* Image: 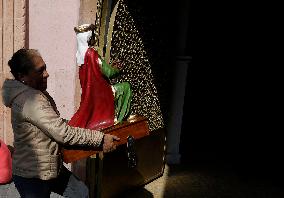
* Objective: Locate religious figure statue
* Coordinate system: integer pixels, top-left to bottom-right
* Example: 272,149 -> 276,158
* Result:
68,24 -> 132,130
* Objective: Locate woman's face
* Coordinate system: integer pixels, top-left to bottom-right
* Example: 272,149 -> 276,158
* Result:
21,55 -> 49,91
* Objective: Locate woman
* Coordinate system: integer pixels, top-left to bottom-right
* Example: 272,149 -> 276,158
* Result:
1,48 -> 119,197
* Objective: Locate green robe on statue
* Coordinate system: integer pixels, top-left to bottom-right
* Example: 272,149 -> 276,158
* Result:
100,58 -> 132,123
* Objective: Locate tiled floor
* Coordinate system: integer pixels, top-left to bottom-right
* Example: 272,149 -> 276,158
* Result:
1,162 -> 284,198
120,163 -> 284,198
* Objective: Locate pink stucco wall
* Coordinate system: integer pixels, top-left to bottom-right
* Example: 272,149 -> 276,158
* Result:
29,0 -> 80,119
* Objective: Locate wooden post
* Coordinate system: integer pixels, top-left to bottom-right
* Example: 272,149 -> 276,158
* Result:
0,0 -> 26,146
86,153 -> 103,198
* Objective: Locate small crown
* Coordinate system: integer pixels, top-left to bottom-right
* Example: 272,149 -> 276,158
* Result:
74,24 -> 96,33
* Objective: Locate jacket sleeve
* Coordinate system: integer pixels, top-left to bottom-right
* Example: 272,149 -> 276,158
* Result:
22,92 -> 104,147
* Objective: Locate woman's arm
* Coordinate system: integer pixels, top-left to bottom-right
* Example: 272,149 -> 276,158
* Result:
23,93 -> 104,147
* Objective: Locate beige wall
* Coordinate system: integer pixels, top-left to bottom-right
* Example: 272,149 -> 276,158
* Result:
28,0 -> 98,119
0,0 -> 27,145
29,0 -> 80,120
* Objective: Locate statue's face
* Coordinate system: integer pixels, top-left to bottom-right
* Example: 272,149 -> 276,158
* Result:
87,33 -> 97,47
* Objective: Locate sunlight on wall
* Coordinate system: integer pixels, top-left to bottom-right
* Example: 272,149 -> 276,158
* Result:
29,0 -> 80,120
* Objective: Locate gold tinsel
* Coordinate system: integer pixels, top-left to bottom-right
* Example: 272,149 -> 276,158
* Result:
105,0 -> 164,131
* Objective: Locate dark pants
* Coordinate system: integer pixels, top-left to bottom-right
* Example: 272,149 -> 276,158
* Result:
13,166 -> 74,198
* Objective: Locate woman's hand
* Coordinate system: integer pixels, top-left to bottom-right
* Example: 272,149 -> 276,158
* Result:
102,134 -> 120,153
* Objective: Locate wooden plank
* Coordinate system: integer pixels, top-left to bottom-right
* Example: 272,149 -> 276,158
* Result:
14,0 -> 26,51
0,0 -> 26,145
3,0 -> 13,76
2,0 -> 13,145
0,0 -> 3,69
63,115 -> 149,163
0,0 -> 4,141
98,0 -> 109,57
105,0 -> 120,62
4,0 -> 26,145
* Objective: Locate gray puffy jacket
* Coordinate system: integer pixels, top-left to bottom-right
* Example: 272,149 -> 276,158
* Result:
1,79 -> 103,180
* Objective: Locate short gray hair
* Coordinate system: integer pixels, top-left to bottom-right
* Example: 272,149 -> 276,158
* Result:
8,48 -> 41,79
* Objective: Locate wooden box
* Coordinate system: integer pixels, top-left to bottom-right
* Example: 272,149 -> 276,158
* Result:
95,128 -> 166,198
62,115 -> 149,163
62,115 -> 165,198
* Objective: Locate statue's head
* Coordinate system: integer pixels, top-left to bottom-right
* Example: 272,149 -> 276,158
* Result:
74,24 -> 98,47
74,24 -> 98,65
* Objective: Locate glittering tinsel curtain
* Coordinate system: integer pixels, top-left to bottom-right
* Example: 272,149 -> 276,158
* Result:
102,0 -> 166,132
